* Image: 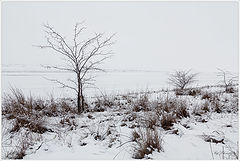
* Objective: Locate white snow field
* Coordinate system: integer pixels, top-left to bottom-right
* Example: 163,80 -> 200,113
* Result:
2,64 -> 223,98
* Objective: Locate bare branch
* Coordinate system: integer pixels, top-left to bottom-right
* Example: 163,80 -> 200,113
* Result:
67,78 -> 78,88
42,77 -> 78,93
41,64 -> 75,73
217,68 -> 238,93
37,22 -> 115,113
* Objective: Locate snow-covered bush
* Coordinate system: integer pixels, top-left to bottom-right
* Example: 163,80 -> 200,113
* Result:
160,113 -> 176,130
2,88 -> 76,118
154,96 -> 189,119
142,113 -> 159,129
174,100 -> 189,119
91,94 -> 116,112
132,94 -> 150,112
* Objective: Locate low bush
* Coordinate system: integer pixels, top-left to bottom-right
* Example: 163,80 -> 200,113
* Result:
155,97 -> 176,114
2,88 -> 78,134
175,88 -> 201,96
187,88 -> 201,96
145,115 -> 158,129
2,88 -> 34,117
175,100 -> 189,119
95,94 -> 115,107
192,106 -> 203,116
201,92 -> 212,100
201,100 -> 210,113
160,113 -> 176,130
192,100 -> 211,116
211,99 -> 223,113
201,92 -> 220,103
10,117 -> 48,134
43,98 -> 76,116
91,94 -> 115,112
141,113 -> 159,129
132,94 -> 150,112
131,130 -> 140,142
2,88 -> 77,119
155,97 -> 189,119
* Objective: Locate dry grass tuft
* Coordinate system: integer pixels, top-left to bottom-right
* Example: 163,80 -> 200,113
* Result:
132,94 -> 150,112
160,113 -> 176,130
132,128 -> 163,159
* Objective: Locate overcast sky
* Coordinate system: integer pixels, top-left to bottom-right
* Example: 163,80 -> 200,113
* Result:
2,1 -> 239,72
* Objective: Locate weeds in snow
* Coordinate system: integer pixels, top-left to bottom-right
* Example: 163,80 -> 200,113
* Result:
132,127 -> 164,159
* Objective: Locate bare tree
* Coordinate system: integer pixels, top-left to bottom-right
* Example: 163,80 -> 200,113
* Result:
217,68 -> 238,93
37,22 -> 115,113
168,70 -> 198,90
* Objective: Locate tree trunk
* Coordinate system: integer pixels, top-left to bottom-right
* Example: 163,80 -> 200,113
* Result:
77,91 -> 81,114
77,74 -> 81,114
80,86 -> 84,112
77,81 -> 84,114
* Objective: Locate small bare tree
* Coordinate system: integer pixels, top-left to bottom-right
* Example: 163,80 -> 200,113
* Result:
168,70 -> 198,90
37,22 -> 115,114
217,68 -> 238,93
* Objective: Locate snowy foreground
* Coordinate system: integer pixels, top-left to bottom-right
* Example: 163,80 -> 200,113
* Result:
1,85 -> 239,160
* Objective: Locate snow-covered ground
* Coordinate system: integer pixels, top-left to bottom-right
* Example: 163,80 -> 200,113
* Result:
2,64 -> 223,98
21,113 -> 238,160
1,84 -> 239,160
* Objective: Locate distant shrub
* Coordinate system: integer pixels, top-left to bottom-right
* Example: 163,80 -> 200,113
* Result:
175,88 -> 201,96
217,69 -> 238,93
226,87 -> 235,93
201,92 -> 220,104
187,88 -> 201,96
169,70 -> 198,90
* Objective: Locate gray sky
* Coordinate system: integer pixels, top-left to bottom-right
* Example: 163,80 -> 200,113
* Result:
2,1 -> 239,72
